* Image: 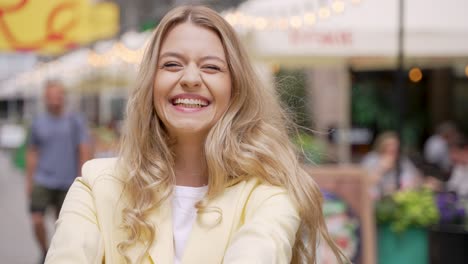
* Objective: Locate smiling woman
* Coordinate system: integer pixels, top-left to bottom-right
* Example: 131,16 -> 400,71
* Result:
154,22 -> 231,138
45,5 -> 347,264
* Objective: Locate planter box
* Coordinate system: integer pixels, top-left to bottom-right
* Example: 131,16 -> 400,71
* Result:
378,224 -> 428,264
429,226 -> 468,264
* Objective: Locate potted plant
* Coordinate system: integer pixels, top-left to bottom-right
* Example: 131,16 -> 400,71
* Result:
430,192 -> 468,264
375,188 -> 439,264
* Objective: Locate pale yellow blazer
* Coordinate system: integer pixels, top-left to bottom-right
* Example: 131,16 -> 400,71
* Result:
45,158 -> 301,264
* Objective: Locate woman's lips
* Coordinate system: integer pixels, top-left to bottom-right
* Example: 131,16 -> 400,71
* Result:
170,93 -> 211,113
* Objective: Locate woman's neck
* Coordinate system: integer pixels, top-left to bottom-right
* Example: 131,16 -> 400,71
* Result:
172,134 -> 207,187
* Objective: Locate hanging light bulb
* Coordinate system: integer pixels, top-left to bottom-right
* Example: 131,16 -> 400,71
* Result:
289,16 -> 303,29
272,63 -> 281,74
229,0 -> 359,31
304,12 -> 316,26
278,17 -> 289,30
332,1 -> 345,14
409,67 -> 423,82
254,17 -> 268,30
318,7 -> 331,19
225,13 -> 238,26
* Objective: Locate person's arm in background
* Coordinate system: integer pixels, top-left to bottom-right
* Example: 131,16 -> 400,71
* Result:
401,158 -> 423,189
26,120 -> 39,197
26,145 -> 38,197
76,114 -> 92,176
78,144 -> 91,175
361,153 -> 395,185
361,152 -> 398,199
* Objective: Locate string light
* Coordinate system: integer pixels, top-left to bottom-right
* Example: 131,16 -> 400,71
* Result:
304,12 -> 316,25
225,13 -> 237,25
318,7 -> 331,19
278,17 -> 289,30
6,1 -> 361,89
409,67 -> 423,82
5,37 -> 148,92
224,0 -> 358,31
272,63 -> 281,74
254,17 -> 268,30
289,16 -> 303,29
332,1 -> 346,14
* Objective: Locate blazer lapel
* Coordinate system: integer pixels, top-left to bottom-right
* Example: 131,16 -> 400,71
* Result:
181,181 -> 246,264
147,199 -> 174,264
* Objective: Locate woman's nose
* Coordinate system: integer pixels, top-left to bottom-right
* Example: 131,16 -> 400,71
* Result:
180,63 -> 201,90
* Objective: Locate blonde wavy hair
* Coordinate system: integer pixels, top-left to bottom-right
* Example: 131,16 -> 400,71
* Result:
117,5 -> 347,264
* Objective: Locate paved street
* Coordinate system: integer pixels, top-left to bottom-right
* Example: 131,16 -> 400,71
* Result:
0,150 -> 55,264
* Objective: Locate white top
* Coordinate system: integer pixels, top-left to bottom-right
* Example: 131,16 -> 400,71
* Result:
447,165 -> 468,198
424,135 -> 451,171
172,185 -> 208,264
361,152 -> 420,199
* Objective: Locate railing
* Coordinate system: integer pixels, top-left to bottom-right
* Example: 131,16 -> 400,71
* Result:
306,165 -> 376,264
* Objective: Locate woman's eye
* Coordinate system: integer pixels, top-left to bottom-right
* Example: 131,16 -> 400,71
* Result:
163,62 -> 181,68
203,65 -> 221,71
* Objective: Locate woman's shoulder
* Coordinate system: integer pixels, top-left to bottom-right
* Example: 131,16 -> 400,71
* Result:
81,157 -> 124,186
229,178 -> 288,195
229,178 -> 294,211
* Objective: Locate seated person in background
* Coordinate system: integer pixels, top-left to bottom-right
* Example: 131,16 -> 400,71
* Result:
361,131 -> 421,199
447,138 -> 468,198
424,121 -> 460,177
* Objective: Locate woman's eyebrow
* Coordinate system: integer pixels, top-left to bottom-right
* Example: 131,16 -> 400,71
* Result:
159,52 -> 185,60
159,52 -> 226,65
200,55 -> 226,65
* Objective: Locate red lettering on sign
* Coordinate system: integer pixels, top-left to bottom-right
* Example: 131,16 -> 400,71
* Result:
288,30 -> 353,46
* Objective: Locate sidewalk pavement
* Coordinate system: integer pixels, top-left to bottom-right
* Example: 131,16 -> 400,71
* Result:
0,150 -> 55,264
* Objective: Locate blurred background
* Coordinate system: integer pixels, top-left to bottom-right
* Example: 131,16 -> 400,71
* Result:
1,0 -> 467,263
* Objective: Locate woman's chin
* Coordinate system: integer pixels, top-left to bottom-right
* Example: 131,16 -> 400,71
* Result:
168,124 -> 210,137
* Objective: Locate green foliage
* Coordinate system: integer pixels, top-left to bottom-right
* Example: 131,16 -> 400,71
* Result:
376,188 -> 439,233
351,83 -> 381,126
292,132 -> 326,164
140,21 -> 158,31
13,140 -> 27,171
275,68 -> 310,128
351,81 -> 427,149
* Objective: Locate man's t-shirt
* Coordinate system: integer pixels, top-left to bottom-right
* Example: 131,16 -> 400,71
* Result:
29,112 -> 89,190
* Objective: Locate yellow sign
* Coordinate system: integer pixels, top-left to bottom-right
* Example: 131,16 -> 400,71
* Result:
0,0 -> 119,55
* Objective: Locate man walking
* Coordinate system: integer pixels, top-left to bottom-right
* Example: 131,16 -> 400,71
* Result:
26,80 -> 91,262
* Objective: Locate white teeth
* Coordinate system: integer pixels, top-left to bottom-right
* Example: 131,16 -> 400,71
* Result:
174,98 -> 208,106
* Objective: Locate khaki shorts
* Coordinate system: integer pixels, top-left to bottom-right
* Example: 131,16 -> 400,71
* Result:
30,184 -> 68,214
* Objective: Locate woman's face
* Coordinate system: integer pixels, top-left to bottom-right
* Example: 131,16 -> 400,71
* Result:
381,138 -> 399,156
153,22 -> 232,138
